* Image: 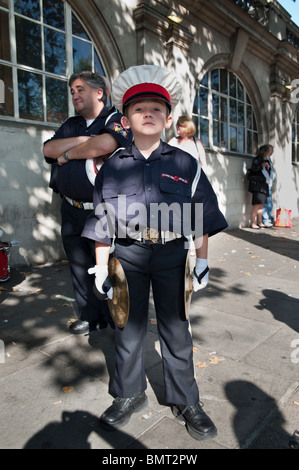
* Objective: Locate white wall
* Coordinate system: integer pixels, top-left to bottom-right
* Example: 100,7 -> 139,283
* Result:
0,122 -> 64,266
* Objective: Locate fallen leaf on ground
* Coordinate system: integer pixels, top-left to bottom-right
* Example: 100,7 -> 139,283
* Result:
208,356 -> 224,365
195,362 -> 208,368
62,386 -> 74,393
149,318 -> 157,324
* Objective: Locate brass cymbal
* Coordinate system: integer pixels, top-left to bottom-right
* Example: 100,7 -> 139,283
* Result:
107,258 -> 129,328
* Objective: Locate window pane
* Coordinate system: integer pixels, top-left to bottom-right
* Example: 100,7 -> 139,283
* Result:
0,65 -> 14,116
213,120 -> 220,145
0,0 -> 9,7
252,112 -> 257,131
229,72 -> 236,97
199,87 -> 208,116
46,77 -> 67,123
201,73 -> 208,88
43,0 -> 65,30
14,0 -> 40,20
193,91 -> 199,114
211,69 -> 219,91
18,69 -> 43,121
230,98 -> 237,124
230,126 -> 237,151
238,102 -> 244,126
193,114 -> 199,135
200,117 -> 209,146
220,69 -> 227,94
73,37 -> 92,72
72,13 -> 89,40
221,123 -> 227,148
212,93 -> 219,120
15,17 -> 41,69
44,27 -> 66,75
220,97 -> 227,122
94,53 -> 104,75
237,80 -> 244,101
292,122 -> 295,140
237,128 -> 244,153
247,105 -> 253,129
0,10 -> 10,61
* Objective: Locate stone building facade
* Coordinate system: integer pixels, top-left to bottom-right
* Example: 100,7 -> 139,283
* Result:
0,0 -> 299,267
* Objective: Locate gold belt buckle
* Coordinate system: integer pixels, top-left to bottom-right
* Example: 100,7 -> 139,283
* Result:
73,200 -> 83,209
144,228 -> 159,243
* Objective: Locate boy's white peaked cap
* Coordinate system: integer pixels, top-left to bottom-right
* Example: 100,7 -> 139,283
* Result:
112,64 -> 182,112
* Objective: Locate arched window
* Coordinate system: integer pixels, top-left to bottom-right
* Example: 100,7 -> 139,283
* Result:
292,108 -> 299,163
192,68 -> 258,155
0,0 -> 105,124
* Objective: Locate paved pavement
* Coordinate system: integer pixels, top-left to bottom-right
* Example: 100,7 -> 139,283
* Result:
0,219 -> 298,451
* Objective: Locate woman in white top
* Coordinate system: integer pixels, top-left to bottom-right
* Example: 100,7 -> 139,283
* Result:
168,115 -> 206,166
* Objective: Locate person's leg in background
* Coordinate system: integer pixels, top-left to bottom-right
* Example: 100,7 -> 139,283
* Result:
61,198 -> 111,334
262,186 -> 274,226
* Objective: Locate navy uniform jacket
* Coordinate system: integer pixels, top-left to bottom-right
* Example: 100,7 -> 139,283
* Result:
44,106 -> 132,202
82,141 -> 228,244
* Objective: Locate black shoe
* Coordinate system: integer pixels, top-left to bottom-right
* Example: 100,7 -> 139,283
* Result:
172,402 -> 217,440
69,320 -> 98,335
99,393 -> 148,430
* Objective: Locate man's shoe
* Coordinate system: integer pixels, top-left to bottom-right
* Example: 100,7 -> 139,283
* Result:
69,320 -> 98,334
99,393 -> 148,430
263,222 -> 273,228
172,402 -> 217,441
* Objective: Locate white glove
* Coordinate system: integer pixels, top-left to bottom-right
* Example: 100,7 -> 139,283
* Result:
88,265 -> 113,300
193,258 -> 209,291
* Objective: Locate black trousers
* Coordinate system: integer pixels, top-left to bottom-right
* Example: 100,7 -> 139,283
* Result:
110,237 -> 199,406
61,198 -> 109,324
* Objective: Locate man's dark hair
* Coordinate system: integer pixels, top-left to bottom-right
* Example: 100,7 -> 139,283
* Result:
69,71 -> 109,105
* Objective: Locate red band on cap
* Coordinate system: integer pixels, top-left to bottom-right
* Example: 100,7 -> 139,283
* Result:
123,83 -> 171,108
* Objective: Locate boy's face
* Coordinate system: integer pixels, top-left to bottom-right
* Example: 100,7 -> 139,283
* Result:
121,100 -> 172,138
